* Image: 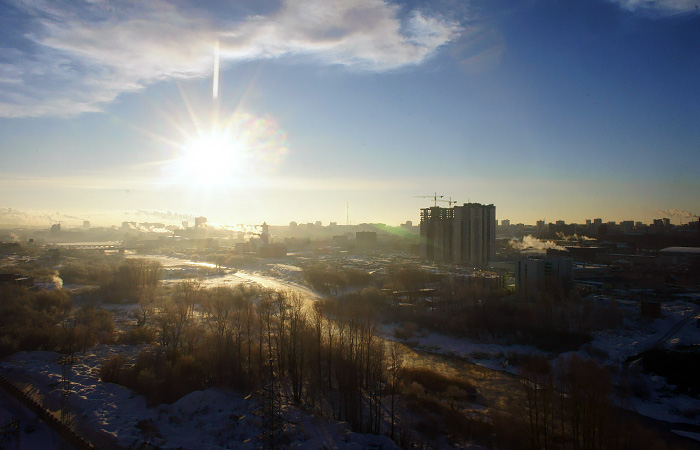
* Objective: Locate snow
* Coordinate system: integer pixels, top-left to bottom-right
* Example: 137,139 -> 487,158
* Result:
5,253 -> 698,446
672,430 -> 700,442
582,300 -> 699,363
382,298 -> 700,427
0,391 -> 69,450
378,323 -> 543,375
0,346 -> 399,449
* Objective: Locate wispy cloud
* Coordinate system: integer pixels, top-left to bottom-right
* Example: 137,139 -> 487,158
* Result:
0,168 -> 412,194
0,172 -> 155,190
609,0 -> 700,14
0,207 -> 87,227
1,0 -> 461,118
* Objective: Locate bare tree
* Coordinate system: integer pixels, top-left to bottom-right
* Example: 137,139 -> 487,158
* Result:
388,341 -> 404,441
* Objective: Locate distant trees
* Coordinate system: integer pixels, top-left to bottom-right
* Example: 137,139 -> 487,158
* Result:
0,286 -> 72,356
303,263 -> 345,293
387,264 -> 442,301
384,277 -> 626,354
302,263 -> 373,295
102,258 -> 162,303
59,259 -> 114,286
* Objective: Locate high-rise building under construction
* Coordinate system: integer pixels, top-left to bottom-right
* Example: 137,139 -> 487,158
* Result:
420,202 -> 496,266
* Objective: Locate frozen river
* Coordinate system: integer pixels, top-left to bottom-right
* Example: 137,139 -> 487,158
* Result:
128,254 -> 321,302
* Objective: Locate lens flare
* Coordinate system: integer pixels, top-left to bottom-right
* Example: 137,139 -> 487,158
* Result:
164,111 -> 288,188
213,41 -> 220,99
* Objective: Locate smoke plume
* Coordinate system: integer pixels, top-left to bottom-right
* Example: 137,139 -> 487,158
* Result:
656,209 -> 698,222
509,235 -> 566,253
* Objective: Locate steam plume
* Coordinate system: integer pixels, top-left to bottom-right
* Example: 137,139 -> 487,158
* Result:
509,235 -> 566,252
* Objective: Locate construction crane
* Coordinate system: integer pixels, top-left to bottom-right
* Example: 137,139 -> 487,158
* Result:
414,192 -> 444,207
438,197 -> 458,207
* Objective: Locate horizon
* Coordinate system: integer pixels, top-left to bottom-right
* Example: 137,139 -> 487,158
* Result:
1,1 -> 698,230
0,206 -> 697,231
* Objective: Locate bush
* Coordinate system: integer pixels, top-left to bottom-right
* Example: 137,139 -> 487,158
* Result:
100,348 -> 208,406
31,290 -> 72,315
101,259 -> 162,303
0,286 -> 68,355
401,367 -> 476,396
119,326 -> 158,345
59,261 -> 114,285
73,307 -> 116,351
100,355 -> 126,384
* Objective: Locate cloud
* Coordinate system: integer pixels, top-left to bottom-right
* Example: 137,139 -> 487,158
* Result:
0,207 -> 31,224
0,172 -> 154,190
1,0 -> 461,118
0,207 -> 85,227
609,0 -> 700,14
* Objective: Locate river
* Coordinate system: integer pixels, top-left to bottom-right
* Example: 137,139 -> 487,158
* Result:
128,254 -> 320,301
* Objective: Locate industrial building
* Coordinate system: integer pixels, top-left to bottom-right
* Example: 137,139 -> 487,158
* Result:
420,202 -> 496,266
515,257 -> 573,299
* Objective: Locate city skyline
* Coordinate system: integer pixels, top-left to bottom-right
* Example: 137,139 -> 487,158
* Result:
1,0 -> 699,228
0,204 -> 696,231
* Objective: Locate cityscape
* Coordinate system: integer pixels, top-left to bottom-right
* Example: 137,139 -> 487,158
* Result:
1,0 -> 700,449
0,201 -> 699,449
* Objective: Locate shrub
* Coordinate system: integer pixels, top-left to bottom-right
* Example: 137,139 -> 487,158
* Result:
100,355 -> 126,384
100,348 -> 208,406
119,326 -> 158,345
401,367 -> 476,396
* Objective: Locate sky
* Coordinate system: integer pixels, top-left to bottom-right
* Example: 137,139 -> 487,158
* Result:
0,0 -> 699,228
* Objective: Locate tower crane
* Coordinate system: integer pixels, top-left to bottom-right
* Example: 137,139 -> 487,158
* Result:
414,192 -> 444,207
438,197 -> 458,207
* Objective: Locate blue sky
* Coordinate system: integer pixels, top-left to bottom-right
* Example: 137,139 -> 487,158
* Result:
0,0 -> 699,228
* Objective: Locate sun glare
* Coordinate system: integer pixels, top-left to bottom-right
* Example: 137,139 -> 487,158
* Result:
161,109 -> 288,190
179,130 -> 245,185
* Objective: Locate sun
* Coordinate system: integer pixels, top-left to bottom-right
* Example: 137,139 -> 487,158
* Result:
159,109 -> 288,190
176,128 -> 247,186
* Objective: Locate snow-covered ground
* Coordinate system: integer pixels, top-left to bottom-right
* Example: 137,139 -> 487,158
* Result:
377,322 -> 544,375
5,252 -> 698,446
0,386 -> 73,450
583,299 -> 700,362
381,298 -> 700,431
0,347 -> 399,450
